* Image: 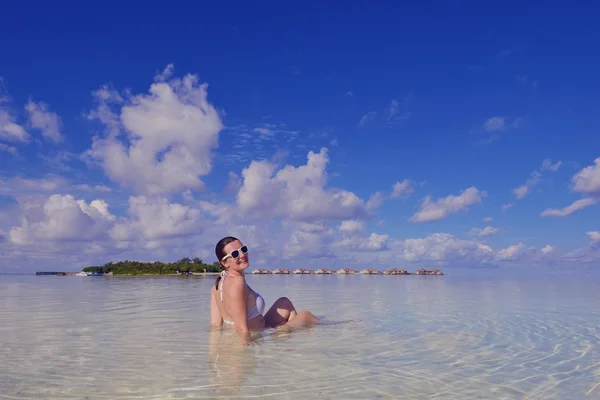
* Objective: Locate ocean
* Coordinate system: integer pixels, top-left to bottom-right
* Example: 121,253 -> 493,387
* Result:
1,268 -> 599,399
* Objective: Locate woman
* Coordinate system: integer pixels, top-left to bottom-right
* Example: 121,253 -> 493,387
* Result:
209,236 -> 320,343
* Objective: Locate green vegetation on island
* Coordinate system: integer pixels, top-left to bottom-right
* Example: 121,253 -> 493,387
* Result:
82,257 -> 222,275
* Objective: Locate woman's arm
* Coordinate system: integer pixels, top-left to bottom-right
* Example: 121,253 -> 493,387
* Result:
226,276 -> 251,344
209,291 -> 223,328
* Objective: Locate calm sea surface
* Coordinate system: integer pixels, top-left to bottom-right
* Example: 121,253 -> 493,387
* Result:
1,268 -> 599,399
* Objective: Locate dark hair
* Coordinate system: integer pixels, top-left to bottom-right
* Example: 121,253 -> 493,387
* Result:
214,236 -> 239,289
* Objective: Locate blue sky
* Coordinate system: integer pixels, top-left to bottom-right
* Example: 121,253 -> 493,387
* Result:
1,1 -> 599,271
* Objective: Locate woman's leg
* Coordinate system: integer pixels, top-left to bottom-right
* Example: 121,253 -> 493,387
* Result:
264,297 -> 319,328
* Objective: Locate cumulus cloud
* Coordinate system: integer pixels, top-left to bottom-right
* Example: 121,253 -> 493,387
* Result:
25,100 -> 64,143
334,232 -> 389,252
237,147 -> 368,222
282,221 -> 335,259
224,171 -> 242,193
572,157 -> 600,195
339,220 -> 365,234
541,244 -> 556,254
84,65 -> 224,195
411,187 -> 486,222
540,198 -> 597,217
469,226 -> 500,237
495,243 -> 529,261
391,179 -> 413,198
540,157 -> 600,218
109,196 -> 203,243
401,233 -> 494,265
9,194 -> 115,245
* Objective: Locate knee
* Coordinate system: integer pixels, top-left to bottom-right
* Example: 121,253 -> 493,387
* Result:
276,297 -> 293,308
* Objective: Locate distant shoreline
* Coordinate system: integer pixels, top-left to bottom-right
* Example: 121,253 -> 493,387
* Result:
33,268 -> 444,277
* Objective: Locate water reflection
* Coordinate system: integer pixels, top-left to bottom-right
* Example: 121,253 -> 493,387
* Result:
207,328 -> 260,396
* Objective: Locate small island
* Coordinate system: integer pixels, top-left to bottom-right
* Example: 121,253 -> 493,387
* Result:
77,257 -> 222,276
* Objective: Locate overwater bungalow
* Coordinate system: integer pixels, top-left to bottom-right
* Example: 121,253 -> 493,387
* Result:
251,268 -> 271,274
416,268 -> 444,275
272,268 -> 291,274
337,268 -> 356,274
359,268 -> 381,275
383,268 -> 409,275
314,268 -> 334,274
293,268 -> 313,274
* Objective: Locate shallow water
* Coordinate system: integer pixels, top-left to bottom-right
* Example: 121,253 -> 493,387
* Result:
1,269 -> 599,399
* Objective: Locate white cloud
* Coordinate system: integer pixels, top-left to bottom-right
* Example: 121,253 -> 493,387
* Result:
75,184 -> 112,193
0,143 -> 17,156
496,243 -> 528,261
339,220 -> 365,234
482,116 -> 521,133
469,226 -> 500,237
513,159 -> 561,200
540,198 -> 597,217
25,100 -> 64,143
483,216 -> 493,222
386,99 -> 399,119
9,194 -> 115,245
513,171 -> 541,199
587,231 -> 600,244
334,232 -> 389,252
483,117 -> 505,132
541,244 -> 556,254
401,233 -> 494,264
282,221 -> 334,259
110,196 -> 202,243
253,127 -> 274,136
224,171 -> 242,193
411,187 -> 486,222
154,64 -> 174,82
572,157 -> 600,195
0,108 -> 29,142
237,147 -> 368,222
358,112 -> 376,128
84,66 -> 224,195
541,159 -> 562,172
0,175 -> 68,195
391,179 -> 413,198
366,191 -> 385,212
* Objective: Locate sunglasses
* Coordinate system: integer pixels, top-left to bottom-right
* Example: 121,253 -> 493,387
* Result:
221,245 -> 249,261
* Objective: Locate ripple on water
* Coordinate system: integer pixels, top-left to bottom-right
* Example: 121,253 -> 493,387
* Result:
0,274 -> 599,399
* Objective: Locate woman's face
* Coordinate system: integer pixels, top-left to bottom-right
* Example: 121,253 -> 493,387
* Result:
221,240 -> 250,272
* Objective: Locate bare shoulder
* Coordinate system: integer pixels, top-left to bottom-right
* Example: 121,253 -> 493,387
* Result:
226,275 -> 246,297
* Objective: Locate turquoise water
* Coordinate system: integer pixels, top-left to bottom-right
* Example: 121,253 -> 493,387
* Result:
1,268 -> 599,399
